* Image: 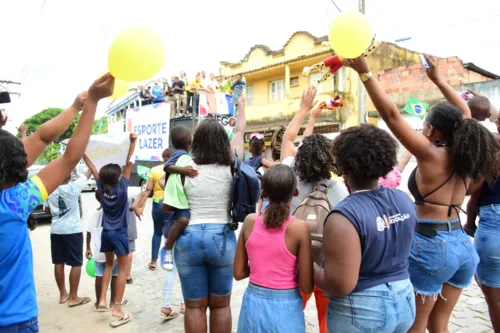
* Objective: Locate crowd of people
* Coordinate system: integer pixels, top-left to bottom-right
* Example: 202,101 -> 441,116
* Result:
138,70 -> 246,119
1,52 -> 500,333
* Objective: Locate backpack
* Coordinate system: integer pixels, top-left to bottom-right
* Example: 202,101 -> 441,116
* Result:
229,152 -> 261,230
243,156 -> 263,180
292,183 -> 333,265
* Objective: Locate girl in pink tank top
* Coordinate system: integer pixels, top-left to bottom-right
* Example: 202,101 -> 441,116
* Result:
234,165 -> 313,333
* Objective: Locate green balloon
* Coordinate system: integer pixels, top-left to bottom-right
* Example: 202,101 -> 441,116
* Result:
86,258 -> 96,278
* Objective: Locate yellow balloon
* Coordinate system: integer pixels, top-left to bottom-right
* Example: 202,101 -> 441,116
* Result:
110,79 -> 130,99
99,72 -> 130,99
108,27 -> 166,82
328,12 -> 372,59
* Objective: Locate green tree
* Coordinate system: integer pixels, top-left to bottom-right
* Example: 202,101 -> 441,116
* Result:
21,108 -> 80,164
92,116 -> 108,134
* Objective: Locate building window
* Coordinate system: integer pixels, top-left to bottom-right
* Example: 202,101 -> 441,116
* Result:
290,76 -> 299,87
310,73 -> 323,93
247,86 -> 253,105
270,79 -> 285,102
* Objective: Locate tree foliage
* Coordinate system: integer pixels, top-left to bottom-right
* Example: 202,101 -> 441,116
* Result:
92,116 -> 108,135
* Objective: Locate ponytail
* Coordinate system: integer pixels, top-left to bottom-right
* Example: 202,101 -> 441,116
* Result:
451,118 -> 500,184
262,201 -> 291,229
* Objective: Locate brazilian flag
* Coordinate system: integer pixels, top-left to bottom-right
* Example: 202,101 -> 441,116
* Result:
404,97 -> 428,119
137,165 -> 152,181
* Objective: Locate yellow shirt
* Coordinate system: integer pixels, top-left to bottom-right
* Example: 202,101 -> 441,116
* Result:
187,79 -> 203,93
151,165 -> 165,201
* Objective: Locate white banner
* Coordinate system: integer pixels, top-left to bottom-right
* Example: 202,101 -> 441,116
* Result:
85,133 -> 132,171
126,102 -> 171,161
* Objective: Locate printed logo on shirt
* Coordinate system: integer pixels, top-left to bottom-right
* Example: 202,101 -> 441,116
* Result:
103,193 -> 117,200
58,196 -> 69,218
376,213 -> 410,231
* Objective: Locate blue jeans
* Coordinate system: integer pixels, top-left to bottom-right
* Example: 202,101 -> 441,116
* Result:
0,317 -> 38,333
476,205 -> 500,288
151,202 -> 166,261
174,224 -> 236,300
237,283 -> 305,333
327,279 -> 415,333
409,219 -> 479,295
163,250 -> 184,308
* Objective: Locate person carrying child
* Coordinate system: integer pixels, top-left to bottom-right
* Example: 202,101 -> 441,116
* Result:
234,164 -> 313,332
160,125 -> 199,270
83,132 -> 137,328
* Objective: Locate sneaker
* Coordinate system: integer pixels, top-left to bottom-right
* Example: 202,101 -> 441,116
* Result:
160,248 -> 174,271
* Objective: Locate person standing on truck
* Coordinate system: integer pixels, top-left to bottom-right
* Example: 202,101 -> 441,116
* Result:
134,148 -> 174,270
45,169 -> 93,307
172,77 -> 186,118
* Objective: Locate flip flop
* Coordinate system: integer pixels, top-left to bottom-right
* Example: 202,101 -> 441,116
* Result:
160,311 -> 179,321
59,297 -> 69,304
69,297 -> 91,308
110,313 -> 131,328
126,278 -> 133,284
148,263 -> 157,270
94,305 -> 111,312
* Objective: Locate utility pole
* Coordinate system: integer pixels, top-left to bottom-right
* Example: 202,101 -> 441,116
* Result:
357,0 -> 367,124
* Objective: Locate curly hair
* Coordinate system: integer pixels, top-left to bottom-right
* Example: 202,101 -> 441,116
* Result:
262,165 -> 297,228
427,103 -> 500,184
191,119 -> 231,166
249,137 -> 265,156
0,129 -> 28,190
294,134 -> 335,182
331,124 -> 398,181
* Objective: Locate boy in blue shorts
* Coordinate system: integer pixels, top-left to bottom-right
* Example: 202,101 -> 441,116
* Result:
161,125 -> 198,270
83,132 -> 136,328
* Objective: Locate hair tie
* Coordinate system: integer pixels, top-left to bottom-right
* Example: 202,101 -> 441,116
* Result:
250,132 -> 265,140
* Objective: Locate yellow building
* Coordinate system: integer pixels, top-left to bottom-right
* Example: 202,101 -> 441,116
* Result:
219,31 -> 422,140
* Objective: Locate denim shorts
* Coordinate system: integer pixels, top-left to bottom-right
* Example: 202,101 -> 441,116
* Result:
174,223 -> 236,301
237,283 -> 305,333
101,227 -> 129,256
475,205 -> 500,288
95,260 -> 118,277
409,219 -> 479,295
163,209 -> 191,238
0,317 -> 38,333
327,279 -> 415,333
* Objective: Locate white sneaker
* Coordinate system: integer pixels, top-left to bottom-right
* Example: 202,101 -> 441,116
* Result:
160,248 -> 174,271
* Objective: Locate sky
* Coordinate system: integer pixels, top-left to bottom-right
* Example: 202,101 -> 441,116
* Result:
1,0 -> 499,132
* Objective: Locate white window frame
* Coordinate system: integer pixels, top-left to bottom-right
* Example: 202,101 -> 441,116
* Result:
310,73 -> 323,93
246,86 -> 253,105
270,79 -> 285,102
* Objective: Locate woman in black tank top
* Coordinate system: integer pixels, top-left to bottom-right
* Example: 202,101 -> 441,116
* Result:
345,55 -> 499,333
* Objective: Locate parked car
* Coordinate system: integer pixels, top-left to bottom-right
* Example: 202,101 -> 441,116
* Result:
27,165 -> 82,230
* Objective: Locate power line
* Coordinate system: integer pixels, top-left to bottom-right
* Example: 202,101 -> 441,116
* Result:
329,0 -> 342,13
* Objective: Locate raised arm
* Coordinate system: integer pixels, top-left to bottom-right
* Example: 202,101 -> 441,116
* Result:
83,154 -> 99,180
23,92 -> 88,167
18,125 -> 28,140
281,87 -> 317,160
396,150 -> 413,173
424,54 -> 471,119
301,102 -> 322,143
231,94 -> 246,158
36,74 -> 114,196
349,57 -> 434,160
123,133 -> 137,180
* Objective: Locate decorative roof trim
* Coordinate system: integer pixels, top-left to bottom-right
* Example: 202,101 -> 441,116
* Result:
220,31 -> 329,67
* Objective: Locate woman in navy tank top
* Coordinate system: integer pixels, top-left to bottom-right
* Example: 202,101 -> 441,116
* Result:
315,124 -> 417,333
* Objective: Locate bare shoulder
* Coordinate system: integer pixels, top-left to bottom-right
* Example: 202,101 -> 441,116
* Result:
242,213 -> 257,239
287,218 -> 310,239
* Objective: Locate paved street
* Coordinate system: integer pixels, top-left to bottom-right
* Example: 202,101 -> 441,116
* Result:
31,191 -> 494,332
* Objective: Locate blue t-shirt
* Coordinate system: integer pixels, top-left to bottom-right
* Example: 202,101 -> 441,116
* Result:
171,81 -> 185,95
97,177 -> 129,230
0,176 -> 47,326
479,178 -> 500,208
163,149 -> 189,171
244,156 -> 263,169
151,85 -> 163,99
331,187 -> 417,292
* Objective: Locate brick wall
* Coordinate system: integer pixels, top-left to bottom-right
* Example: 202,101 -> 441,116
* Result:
377,56 -> 492,94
